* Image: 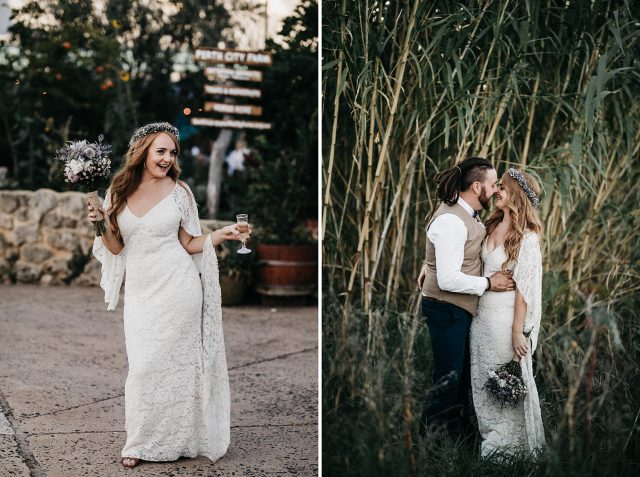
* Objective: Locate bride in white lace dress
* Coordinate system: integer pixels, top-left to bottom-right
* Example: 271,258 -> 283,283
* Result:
470,168 -> 546,458
87,123 -> 245,468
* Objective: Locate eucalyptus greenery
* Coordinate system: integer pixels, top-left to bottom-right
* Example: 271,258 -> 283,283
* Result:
322,0 -> 640,475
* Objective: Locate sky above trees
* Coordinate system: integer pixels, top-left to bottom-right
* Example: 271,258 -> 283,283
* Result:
1,0 -> 300,47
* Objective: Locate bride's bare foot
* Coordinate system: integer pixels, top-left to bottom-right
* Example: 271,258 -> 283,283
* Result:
121,457 -> 141,468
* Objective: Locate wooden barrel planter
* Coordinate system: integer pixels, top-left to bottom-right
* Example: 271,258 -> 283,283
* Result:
255,244 -> 317,296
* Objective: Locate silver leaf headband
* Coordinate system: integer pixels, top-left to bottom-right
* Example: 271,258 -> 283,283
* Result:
128,122 -> 180,147
506,168 -> 540,208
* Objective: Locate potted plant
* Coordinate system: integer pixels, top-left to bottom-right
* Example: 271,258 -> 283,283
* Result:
252,222 -> 317,298
243,148 -> 318,298
216,239 -> 254,305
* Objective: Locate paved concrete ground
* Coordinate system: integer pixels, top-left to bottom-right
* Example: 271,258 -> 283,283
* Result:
0,285 -> 318,476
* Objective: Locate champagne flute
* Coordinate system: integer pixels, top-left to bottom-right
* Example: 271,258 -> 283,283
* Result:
236,213 -> 251,254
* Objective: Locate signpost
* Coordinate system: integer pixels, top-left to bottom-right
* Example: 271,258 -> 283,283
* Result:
191,46 -> 273,217
194,48 -> 272,66
191,117 -> 272,130
203,102 -> 263,116
203,84 -> 262,98
191,47 -> 273,130
205,67 -> 263,82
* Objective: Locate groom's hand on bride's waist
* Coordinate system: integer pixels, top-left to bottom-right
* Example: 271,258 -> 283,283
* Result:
488,271 -> 516,292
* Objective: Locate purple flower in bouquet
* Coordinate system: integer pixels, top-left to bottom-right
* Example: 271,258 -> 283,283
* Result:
484,362 -> 528,408
56,135 -> 111,187
483,329 -> 533,408
55,135 -> 112,235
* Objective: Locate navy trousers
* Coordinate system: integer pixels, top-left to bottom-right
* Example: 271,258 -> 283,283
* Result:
420,297 -> 473,437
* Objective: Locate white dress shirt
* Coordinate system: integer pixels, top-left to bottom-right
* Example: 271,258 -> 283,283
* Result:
423,198 -> 487,296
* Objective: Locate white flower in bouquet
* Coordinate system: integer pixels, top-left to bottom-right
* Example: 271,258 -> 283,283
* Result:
483,329 -> 534,408
55,134 -> 112,235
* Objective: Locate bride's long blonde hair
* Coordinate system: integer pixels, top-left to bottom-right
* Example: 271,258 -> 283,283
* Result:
484,171 -> 543,273
107,131 -> 183,241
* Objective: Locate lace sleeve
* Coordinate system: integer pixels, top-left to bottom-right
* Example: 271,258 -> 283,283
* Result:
513,231 -> 543,352
173,180 -> 206,274
92,188 -> 126,311
199,230 -> 230,452
174,181 -> 202,238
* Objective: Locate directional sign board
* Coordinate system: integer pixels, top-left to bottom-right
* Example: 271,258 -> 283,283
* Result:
204,84 -> 261,98
205,67 -> 263,82
204,102 -> 263,116
193,47 -> 272,131
194,48 -> 272,66
191,117 -> 272,130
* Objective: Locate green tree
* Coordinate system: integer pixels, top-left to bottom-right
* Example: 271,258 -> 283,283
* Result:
240,0 -> 318,243
0,0 -> 235,190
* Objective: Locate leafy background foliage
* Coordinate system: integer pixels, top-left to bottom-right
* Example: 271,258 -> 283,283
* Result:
0,0 -> 317,233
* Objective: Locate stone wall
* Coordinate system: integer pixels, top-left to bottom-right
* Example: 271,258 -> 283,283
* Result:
0,189 -> 228,287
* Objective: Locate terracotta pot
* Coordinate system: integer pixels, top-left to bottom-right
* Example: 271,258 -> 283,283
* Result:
255,244 -> 317,296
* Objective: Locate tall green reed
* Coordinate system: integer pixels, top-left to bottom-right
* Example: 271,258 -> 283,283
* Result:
322,0 -> 640,474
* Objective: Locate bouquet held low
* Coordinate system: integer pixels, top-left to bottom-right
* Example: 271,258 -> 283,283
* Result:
483,328 -> 533,408
55,134 -> 112,235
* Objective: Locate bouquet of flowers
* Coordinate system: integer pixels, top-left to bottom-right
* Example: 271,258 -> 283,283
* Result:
483,329 -> 533,408
55,134 -> 112,236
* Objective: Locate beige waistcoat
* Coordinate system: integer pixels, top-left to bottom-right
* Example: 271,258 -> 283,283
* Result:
421,202 -> 486,315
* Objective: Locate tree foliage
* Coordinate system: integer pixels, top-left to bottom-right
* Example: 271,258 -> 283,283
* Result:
0,0 -> 318,242
0,0 -> 232,189
239,0 -> 318,243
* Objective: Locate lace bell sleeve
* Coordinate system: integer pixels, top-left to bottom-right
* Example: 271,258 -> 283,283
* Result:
92,188 -> 126,311
512,231 -> 543,353
175,181 -> 203,237
514,232 -> 547,451
174,181 -> 205,273
199,210 -> 230,452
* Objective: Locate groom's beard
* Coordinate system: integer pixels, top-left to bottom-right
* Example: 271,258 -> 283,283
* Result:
479,188 -> 492,210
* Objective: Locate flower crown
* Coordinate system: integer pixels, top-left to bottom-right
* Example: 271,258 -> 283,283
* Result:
506,168 -> 540,208
128,122 -> 180,147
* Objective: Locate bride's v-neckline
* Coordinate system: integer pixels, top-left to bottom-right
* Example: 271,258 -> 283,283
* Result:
484,240 -> 504,256
126,181 -> 178,219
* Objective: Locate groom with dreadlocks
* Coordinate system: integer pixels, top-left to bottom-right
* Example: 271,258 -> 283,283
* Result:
417,156 -> 515,441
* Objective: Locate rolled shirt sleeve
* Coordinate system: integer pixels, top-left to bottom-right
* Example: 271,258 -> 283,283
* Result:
426,214 -> 487,296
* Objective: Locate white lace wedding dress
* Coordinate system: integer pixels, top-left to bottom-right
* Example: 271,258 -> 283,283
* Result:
92,180 -> 230,462
470,231 -> 545,458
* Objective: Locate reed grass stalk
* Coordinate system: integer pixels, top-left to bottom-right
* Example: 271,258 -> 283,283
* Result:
323,0 -> 640,475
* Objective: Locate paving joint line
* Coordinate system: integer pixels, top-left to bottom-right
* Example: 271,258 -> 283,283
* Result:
26,430 -> 126,437
21,393 -> 125,420
0,393 -> 46,477
228,347 -> 318,371
25,422 -> 316,437
22,346 -> 317,420
231,422 -> 316,428
20,347 -> 317,421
